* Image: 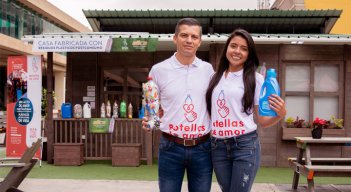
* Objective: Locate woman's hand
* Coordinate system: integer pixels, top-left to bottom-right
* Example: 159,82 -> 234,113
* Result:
268,94 -> 286,118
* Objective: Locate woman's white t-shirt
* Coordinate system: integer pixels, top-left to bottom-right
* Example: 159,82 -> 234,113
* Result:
211,69 -> 264,139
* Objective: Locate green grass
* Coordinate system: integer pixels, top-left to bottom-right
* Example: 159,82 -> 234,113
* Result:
1,148 -> 351,184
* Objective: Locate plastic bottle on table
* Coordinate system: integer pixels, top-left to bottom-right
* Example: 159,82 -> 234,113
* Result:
83,102 -> 91,118
128,102 -> 133,119
113,101 -> 118,118
106,100 -> 111,118
100,102 -> 106,118
120,99 -> 127,118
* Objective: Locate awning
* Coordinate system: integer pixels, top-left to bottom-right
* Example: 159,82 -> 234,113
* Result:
22,33 -> 351,52
83,9 -> 342,34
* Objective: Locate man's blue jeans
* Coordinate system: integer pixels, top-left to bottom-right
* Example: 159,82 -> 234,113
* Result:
158,135 -> 213,192
211,131 -> 260,192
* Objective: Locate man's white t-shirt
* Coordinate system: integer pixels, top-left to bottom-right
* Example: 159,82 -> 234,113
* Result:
211,69 -> 264,139
149,53 -> 214,139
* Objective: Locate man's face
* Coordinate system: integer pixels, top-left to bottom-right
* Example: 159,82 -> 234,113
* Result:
173,25 -> 202,58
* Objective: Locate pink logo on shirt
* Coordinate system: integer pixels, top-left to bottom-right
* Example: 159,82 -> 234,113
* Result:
217,90 -> 229,118
183,95 -> 197,122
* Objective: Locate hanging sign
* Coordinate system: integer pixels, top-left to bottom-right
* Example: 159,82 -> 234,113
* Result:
89,118 -> 113,133
32,37 -> 113,52
111,38 -> 158,52
32,37 -> 158,52
6,56 -> 42,158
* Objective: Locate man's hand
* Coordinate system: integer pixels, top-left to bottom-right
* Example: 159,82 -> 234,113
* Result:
141,117 -> 151,132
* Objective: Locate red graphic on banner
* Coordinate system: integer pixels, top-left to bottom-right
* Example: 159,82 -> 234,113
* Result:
183,95 -> 197,122
217,90 -> 229,118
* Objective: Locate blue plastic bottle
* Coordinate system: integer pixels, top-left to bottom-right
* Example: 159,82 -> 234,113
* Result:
259,68 -> 280,116
139,105 -> 145,119
61,103 -> 72,118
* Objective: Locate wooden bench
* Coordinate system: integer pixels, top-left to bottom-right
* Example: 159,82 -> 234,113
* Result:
289,161 -> 351,192
289,157 -> 351,165
289,137 -> 351,192
0,139 -> 41,192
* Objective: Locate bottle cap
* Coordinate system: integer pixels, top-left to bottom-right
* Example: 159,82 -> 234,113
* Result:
266,68 -> 276,78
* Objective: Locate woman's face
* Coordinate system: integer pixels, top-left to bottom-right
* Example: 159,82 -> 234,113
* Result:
226,35 -> 249,72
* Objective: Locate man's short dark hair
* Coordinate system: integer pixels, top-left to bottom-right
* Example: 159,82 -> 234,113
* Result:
174,18 -> 202,36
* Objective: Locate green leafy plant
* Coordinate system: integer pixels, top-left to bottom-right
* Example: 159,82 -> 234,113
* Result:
330,116 -> 344,129
41,88 -> 56,117
285,117 -> 295,128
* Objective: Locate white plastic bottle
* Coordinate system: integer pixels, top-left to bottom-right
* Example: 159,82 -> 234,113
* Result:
83,102 -> 91,118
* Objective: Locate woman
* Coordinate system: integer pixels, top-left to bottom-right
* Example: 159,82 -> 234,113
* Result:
206,29 -> 286,192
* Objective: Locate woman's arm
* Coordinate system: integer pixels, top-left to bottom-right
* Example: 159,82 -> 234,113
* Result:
255,94 -> 286,128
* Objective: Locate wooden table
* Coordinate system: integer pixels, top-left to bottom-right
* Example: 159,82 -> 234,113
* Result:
289,137 -> 351,192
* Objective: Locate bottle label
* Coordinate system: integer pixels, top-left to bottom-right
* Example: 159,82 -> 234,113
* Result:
262,101 -> 270,110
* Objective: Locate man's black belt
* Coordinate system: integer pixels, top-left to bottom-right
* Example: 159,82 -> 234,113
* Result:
162,132 -> 210,147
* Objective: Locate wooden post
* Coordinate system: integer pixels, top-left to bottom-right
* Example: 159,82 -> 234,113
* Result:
123,67 -> 128,101
145,131 -> 153,165
47,52 -> 54,164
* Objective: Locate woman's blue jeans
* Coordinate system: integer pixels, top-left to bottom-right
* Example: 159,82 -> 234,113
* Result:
158,135 -> 213,192
211,130 -> 260,192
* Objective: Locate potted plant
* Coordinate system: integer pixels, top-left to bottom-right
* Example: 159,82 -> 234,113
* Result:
312,117 -> 328,139
328,116 -> 344,129
284,116 -> 309,128
282,116 -> 310,140
285,117 -> 295,128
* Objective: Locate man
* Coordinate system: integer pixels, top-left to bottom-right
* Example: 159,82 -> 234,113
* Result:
142,18 -> 214,192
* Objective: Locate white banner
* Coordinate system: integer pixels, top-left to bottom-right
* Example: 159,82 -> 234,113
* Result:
26,56 -> 42,147
32,37 -> 112,52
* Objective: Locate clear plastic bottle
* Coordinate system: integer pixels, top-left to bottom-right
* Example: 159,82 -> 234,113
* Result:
113,100 -> 118,118
106,100 -> 111,118
259,68 -> 280,116
100,102 -> 106,118
128,102 -> 133,119
142,77 -> 160,130
259,62 -> 267,78
119,100 -> 127,118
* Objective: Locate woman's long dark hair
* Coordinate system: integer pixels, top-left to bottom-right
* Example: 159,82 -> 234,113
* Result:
206,29 -> 259,116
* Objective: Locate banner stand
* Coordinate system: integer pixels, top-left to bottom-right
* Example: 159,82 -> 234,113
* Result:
6,55 -> 42,159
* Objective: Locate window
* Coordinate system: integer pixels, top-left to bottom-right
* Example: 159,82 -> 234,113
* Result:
0,0 -> 67,39
283,61 -> 344,122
